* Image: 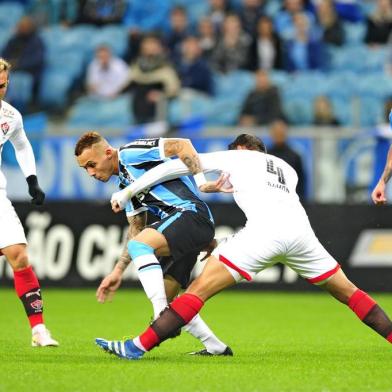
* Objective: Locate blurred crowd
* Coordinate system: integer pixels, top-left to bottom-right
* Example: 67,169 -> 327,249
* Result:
1,0 -> 392,128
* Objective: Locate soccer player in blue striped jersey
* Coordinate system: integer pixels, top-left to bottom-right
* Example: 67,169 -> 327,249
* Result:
75,132 -> 231,356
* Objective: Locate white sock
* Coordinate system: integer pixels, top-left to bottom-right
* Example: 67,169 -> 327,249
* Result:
133,336 -> 146,352
183,314 -> 227,354
133,254 -> 168,319
32,323 -> 46,334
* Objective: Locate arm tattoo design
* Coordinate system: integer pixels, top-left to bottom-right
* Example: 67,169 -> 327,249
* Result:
116,212 -> 147,272
183,153 -> 202,175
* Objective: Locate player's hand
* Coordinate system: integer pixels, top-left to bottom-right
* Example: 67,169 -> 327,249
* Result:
199,173 -> 234,193
110,188 -> 131,213
26,175 -> 45,205
96,271 -> 123,303
371,182 -> 387,205
200,238 -> 218,261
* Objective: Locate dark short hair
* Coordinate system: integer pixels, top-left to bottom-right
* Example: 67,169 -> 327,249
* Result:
228,134 -> 267,153
74,131 -> 103,156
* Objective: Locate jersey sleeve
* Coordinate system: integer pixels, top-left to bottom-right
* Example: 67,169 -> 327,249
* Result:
119,138 -> 166,165
125,197 -> 148,217
8,111 -> 37,178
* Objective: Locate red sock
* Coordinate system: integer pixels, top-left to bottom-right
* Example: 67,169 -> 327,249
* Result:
348,289 -> 376,320
139,294 -> 204,351
171,294 -> 204,322
14,266 -> 44,328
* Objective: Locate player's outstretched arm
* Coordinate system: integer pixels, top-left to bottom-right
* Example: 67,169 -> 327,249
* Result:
163,138 -> 207,188
372,145 -> 392,205
96,213 -> 147,303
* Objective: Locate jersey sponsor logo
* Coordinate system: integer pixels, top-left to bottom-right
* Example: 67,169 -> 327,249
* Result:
124,139 -> 159,148
1,122 -> 9,135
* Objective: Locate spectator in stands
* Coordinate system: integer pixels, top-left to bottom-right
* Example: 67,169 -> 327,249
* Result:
315,0 -> 344,46
176,36 -> 214,96
364,0 -> 392,45
210,14 -> 251,73
165,6 -> 192,64
2,16 -> 45,97
274,0 -> 315,40
282,12 -> 325,72
239,70 -> 284,126
77,0 -> 126,26
126,35 -> 180,124
197,17 -> 217,60
238,0 -> 266,36
208,0 -> 232,32
248,15 -> 283,71
313,96 -> 340,126
268,119 -> 306,199
86,45 -> 129,99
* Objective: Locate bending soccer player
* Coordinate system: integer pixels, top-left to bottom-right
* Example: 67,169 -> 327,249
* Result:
99,134 -> 392,359
0,58 -> 58,347
75,132 -> 231,356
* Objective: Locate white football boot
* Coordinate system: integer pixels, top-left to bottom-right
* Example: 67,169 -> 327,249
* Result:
31,324 -> 59,347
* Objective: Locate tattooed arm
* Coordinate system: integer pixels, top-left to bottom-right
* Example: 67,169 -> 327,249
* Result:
163,138 -> 207,187
372,145 -> 392,205
96,212 -> 147,303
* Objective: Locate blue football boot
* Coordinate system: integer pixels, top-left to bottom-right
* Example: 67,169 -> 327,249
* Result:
95,338 -> 145,360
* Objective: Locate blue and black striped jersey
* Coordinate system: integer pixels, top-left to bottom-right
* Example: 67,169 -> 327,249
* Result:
118,138 -> 213,222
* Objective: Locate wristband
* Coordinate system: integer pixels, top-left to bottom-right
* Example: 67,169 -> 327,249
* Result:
194,172 -> 207,187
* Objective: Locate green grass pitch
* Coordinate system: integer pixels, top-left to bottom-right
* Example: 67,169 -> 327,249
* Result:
1,288 -> 391,392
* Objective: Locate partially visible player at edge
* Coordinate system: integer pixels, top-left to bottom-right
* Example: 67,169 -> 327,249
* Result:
371,110 -> 392,204
74,132 -> 231,356
97,134 -> 392,359
0,58 -> 58,347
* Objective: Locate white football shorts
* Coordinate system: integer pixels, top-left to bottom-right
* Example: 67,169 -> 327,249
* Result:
213,221 -> 339,285
0,191 -> 27,250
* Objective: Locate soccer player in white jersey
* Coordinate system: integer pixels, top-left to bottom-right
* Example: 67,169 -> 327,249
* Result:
0,58 -> 58,347
97,134 -> 392,359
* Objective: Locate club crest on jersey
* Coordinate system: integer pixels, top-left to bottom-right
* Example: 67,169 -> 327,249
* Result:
1,122 -> 9,135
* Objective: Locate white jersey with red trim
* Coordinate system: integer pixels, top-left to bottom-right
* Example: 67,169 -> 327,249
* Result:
0,100 -> 36,191
199,150 -> 308,226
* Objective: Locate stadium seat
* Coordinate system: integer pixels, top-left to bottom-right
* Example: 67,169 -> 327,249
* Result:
328,45 -> 368,72
168,92 -> 213,125
357,73 -> 392,99
328,95 -> 353,126
39,70 -> 74,109
214,70 -> 255,103
0,2 -> 24,30
67,94 -> 133,128
283,97 -> 313,125
6,71 -> 33,113
358,96 -> 384,127
46,50 -> 85,80
343,22 -> 366,45
89,25 -> 128,58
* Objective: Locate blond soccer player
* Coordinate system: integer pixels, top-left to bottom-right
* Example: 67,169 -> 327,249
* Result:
0,58 -> 58,347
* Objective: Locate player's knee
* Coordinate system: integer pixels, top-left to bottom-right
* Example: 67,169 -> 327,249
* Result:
127,240 -> 154,259
9,250 -> 29,271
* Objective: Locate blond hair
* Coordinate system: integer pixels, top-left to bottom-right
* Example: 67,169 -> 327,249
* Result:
0,58 -> 11,73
